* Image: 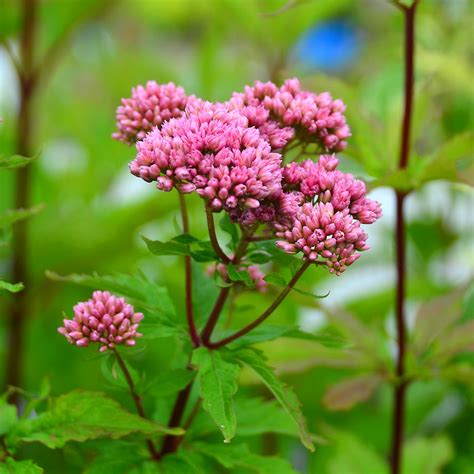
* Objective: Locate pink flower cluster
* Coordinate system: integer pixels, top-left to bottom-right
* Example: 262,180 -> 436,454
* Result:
208,262 -> 267,292
131,101 -> 282,215
228,78 -> 350,152
113,81 -> 194,144
58,291 -> 143,352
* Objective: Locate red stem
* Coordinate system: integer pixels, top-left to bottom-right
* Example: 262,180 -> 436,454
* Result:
205,206 -> 230,263
179,193 -> 200,347
390,2 -> 418,474
113,349 -> 160,460
206,260 -> 311,349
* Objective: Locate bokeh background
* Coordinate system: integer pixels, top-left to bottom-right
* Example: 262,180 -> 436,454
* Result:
0,0 -> 473,472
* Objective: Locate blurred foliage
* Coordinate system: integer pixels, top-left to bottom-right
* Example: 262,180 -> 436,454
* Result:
0,0 -> 473,472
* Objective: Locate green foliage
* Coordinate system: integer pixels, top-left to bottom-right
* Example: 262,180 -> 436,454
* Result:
0,458 -> 44,474
143,235 -> 219,262
402,436 -> 453,474
0,400 -> 17,436
192,348 -> 240,442
0,280 -> 24,293
146,369 -> 195,398
234,347 -> 314,452
7,390 -> 183,449
0,205 -> 44,229
0,154 -> 37,170
194,442 -> 297,474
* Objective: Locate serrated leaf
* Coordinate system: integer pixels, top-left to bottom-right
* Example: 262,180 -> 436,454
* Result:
228,324 -> 346,349
142,236 -> 189,257
0,205 -> 44,229
192,348 -> 240,442
1,458 -> 44,473
147,369 -> 195,398
8,390 -> 183,449
323,374 -> 383,411
0,153 -> 38,170
412,288 -> 466,355
264,272 -> 287,287
194,442 -> 297,474
234,348 -> 314,452
0,280 -> 24,293
402,436 -> 453,474
0,400 -> 17,436
45,271 -> 175,318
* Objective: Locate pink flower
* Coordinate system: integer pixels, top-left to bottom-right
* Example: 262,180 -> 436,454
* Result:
112,81 -> 194,144
130,101 -> 283,221
229,78 -> 351,152
58,291 -> 143,352
274,202 -> 369,275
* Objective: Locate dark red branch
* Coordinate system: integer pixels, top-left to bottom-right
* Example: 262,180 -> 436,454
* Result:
390,2 -> 418,474
206,260 -> 311,349
113,349 -> 160,460
179,193 -> 200,347
205,206 -> 230,263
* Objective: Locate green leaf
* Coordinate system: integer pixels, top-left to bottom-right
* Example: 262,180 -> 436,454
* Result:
142,236 -> 190,257
100,355 -> 141,392
293,287 -> 330,299
155,450 -> 207,473
191,348 -> 240,442
0,153 -> 38,170
234,348 -> 314,452
147,369 -> 195,398
412,287 -> 466,355
322,374 -> 383,411
192,264 -> 219,325
264,272 -> 287,287
439,364 -> 474,386
1,458 -> 44,473
228,324 -> 346,349
0,400 -> 17,436
227,263 -> 254,287
194,442 -> 297,474
327,430 -> 388,474
402,436 -> 453,474
0,280 -> 24,293
0,205 -> 44,229
8,390 -> 183,449
45,271 -> 175,318
219,213 -> 239,249
430,320 -> 474,363
247,250 -> 272,264
171,233 -> 200,244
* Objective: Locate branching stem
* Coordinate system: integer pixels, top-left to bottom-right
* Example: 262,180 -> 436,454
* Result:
205,206 -> 230,263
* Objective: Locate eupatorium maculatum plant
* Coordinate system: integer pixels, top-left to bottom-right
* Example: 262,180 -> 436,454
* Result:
55,78 -> 381,471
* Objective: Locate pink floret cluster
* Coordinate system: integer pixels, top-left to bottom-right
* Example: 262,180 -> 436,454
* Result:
228,78 -> 350,152
131,101 -> 282,216
58,291 -> 143,352
114,78 -> 381,275
113,81 -> 194,144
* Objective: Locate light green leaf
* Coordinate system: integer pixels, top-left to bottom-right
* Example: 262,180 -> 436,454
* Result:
234,347 -> 314,452
430,320 -> 474,363
1,458 -> 44,474
263,272 -> 287,287
323,374 -> 383,411
45,271 -> 175,318
439,364 -> 474,386
192,347 -> 240,442
194,442 -> 297,474
327,431 -> 388,474
219,213 -> 239,249
0,154 -> 38,170
402,436 -> 453,474
0,280 -> 24,293
142,236 -> 190,257
8,390 -> 183,449
0,205 -> 44,229
0,400 -> 17,436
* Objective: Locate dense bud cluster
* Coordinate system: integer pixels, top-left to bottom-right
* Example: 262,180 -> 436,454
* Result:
58,291 -> 143,352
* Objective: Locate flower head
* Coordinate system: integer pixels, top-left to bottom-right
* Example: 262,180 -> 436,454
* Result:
113,81 -> 194,144
58,291 -> 143,352
229,78 -> 350,152
274,202 -> 369,275
130,101 -> 283,220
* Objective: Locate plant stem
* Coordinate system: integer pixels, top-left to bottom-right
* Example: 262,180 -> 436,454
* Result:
207,260 -> 311,349
179,193 -> 200,347
4,0 -> 38,400
390,2 -> 418,474
159,381 -> 193,456
113,349 -> 160,460
205,206 -> 230,263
